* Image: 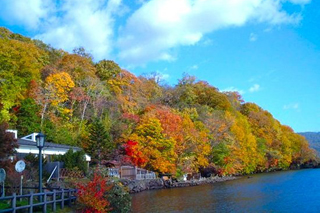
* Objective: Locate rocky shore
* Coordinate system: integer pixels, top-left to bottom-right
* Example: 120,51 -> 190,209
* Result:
120,176 -> 237,194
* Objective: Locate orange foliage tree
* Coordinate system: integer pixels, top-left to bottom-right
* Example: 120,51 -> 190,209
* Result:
128,116 -> 177,174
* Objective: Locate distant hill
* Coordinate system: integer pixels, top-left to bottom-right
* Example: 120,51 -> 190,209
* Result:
299,132 -> 320,154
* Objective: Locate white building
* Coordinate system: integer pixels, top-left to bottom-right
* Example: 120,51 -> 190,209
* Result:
6,131 -> 91,162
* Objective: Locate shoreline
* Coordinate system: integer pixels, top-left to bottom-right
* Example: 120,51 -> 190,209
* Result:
122,167 -> 319,194
120,176 -> 238,194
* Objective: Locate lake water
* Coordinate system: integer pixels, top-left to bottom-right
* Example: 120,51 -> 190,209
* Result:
131,169 -> 320,212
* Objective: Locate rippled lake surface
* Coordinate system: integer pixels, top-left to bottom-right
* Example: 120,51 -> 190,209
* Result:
131,169 -> 320,213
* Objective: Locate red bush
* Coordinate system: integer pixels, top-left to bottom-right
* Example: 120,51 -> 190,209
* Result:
77,173 -> 112,213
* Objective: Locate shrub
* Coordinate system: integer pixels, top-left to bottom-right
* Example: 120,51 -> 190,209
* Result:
53,149 -> 87,174
107,180 -> 131,213
76,173 -> 112,213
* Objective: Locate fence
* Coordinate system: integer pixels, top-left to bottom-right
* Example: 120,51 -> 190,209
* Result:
120,166 -> 156,180
60,168 -> 84,179
0,188 -> 77,213
45,162 -> 87,180
120,166 -> 136,180
136,172 -> 156,180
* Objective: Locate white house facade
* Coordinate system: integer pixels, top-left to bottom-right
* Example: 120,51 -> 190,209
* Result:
7,131 -> 91,162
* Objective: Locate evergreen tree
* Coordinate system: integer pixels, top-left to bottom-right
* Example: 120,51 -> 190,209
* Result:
85,118 -> 114,162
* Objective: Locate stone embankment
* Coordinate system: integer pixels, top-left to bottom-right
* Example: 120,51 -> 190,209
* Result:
120,176 -> 237,194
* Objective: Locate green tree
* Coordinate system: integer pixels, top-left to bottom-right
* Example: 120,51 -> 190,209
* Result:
58,149 -> 87,173
84,118 -> 114,161
15,98 -> 41,137
211,142 -> 230,167
95,60 -> 121,81
0,37 -> 47,122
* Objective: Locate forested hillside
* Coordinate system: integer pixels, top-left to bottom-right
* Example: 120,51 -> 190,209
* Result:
0,27 -> 316,176
299,132 -> 320,154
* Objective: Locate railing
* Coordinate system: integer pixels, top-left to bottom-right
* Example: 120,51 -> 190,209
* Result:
136,172 -> 156,180
0,188 -> 77,213
120,166 -> 156,180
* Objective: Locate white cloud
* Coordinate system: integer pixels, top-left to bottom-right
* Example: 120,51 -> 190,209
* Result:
283,103 -> 299,110
0,0 -> 53,29
118,0 -> 308,65
0,0 -> 311,64
250,33 -> 258,42
0,0 -> 126,61
249,84 -> 260,92
35,0 -> 126,60
221,87 -> 245,95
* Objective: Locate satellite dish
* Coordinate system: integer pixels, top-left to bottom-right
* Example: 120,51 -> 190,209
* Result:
15,160 -> 26,173
0,169 -> 6,182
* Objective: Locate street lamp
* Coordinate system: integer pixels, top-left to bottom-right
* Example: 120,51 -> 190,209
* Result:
36,132 -> 45,198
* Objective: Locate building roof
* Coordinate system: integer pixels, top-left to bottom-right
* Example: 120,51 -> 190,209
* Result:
18,138 -> 82,151
16,136 -> 90,161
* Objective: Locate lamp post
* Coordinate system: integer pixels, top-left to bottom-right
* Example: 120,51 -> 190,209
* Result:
36,132 -> 45,201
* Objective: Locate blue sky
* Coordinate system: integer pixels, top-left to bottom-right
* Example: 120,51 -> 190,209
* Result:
0,0 -> 319,132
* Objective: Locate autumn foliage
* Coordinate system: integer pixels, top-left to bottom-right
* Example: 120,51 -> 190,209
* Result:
124,140 -> 146,166
0,27 -> 317,177
77,173 -> 112,213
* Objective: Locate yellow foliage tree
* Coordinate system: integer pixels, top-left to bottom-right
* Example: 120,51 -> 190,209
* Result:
45,72 -> 75,107
39,72 -> 75,126
230,112 -> 259,174
129,116 -> 177,174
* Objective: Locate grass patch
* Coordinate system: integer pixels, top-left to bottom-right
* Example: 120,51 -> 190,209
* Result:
0,198 -> 76,213
0,201 -> 10,210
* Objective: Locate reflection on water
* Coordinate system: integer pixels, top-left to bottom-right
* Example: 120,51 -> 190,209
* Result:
131,169 -> 320,213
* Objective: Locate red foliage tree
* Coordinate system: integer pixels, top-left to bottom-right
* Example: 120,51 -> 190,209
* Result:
124,140 -> 146,166
77,173 -> 112,213
0,122 -> 18,160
